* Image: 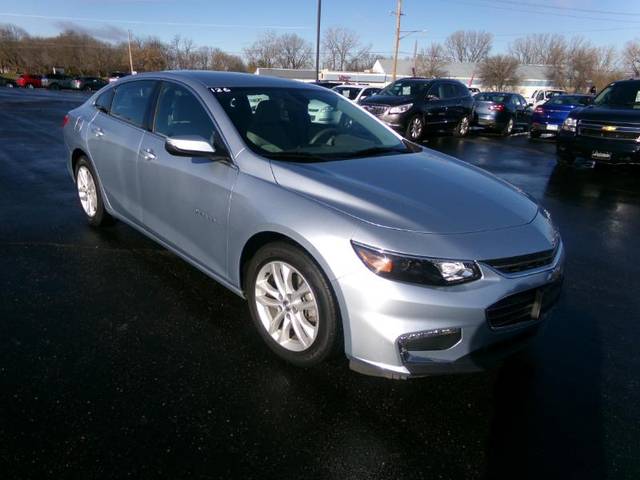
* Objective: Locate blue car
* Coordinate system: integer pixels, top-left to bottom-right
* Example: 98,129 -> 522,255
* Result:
530,94 -> 592,138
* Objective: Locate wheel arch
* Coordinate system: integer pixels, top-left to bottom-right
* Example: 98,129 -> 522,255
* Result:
238,229 -> 337,295
71,148 -> 87,177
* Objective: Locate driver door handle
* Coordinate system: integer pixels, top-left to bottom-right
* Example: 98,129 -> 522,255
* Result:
141,148 -> 156,161
90,125 -> 104,137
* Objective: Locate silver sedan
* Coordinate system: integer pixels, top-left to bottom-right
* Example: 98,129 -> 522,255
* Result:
63,71 -> 564,379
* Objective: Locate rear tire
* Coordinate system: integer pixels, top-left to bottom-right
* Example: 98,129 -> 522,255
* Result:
501,117 -> 514,136
453,115 -> 470,137
74,157 -> 113,227
245,241 -> 342,367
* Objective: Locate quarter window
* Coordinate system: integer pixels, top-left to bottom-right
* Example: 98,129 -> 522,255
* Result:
154,83 -> 215,141
110,80 -> 155,128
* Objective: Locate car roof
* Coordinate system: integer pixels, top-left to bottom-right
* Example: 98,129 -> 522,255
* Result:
132,70 -> 318,90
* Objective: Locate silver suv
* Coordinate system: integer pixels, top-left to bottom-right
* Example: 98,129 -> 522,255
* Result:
63,71 -> 564,378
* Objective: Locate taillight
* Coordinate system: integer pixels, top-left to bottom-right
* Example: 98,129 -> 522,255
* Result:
489,104 -> 505,112
62,114 -> 69,127
534,106 -> 545,114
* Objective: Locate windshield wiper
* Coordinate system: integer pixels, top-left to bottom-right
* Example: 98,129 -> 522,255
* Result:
262,151 -> 331,162
341,146 -> 410,159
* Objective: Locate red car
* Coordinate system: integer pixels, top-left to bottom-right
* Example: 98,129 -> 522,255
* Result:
15,74 -> 42,89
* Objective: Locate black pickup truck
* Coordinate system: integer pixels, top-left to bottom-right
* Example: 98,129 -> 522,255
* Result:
556,79 -> 640,166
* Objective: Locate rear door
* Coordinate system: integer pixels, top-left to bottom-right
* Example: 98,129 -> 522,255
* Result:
86,80 -> 156,223
137,81 -> 238,275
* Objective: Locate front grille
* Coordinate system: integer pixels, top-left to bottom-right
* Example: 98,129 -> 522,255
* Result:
483,248 -> 556,274
486,280 -> 562,329
362,104 -> 388,116
578,120 -> 640,142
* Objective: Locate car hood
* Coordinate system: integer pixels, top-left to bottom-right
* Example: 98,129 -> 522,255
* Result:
359,95 -> 416,107
572,105 -> 640,122
270,150 -> 539,234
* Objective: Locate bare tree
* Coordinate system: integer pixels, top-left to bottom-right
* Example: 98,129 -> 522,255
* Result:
345,45 -> 379,71
210,48 -> 247,72
508,34 -> 566,65
415,43 -> 448,77
275,33 -> 312,69
445,30 -> 493,63
322,26 -> 360,70
244,30 -> 280,70
478,55 -> 521,91
623,39 -> 640,77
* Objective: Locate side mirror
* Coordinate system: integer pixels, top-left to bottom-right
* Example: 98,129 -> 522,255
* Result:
165,135 -> 216,157
527,102 -> 533,107
425,94 -> 439,101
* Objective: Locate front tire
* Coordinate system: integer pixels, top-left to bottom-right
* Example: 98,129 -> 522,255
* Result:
405,115 -> 425,142
529,130 -> 541,139
555,145 -> 575,166
75,157 -> 112,226
245,242 -> 342,367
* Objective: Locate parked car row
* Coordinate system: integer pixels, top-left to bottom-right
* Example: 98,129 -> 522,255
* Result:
4,72 -> 125,91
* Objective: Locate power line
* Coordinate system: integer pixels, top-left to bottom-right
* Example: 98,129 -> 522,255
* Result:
0,12 -> 309,29
434,0 -> 640,24
479,0 -> 640,17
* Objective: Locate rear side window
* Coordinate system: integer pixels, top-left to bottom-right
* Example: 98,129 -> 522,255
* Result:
110,80 -> 156,128
95,89 -> 114,112
153,82 -> 215,141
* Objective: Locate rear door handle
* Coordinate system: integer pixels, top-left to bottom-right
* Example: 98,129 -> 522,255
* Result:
141,148 -> 156,161
90,126 -> 104,137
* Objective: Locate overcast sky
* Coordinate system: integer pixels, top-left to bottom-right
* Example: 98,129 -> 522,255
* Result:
1,0 -> 639,55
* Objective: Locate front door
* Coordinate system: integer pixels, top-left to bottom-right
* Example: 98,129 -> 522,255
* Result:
137,81 -> 238,276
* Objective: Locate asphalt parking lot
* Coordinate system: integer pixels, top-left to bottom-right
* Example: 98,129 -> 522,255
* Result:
1,87 -> 639,479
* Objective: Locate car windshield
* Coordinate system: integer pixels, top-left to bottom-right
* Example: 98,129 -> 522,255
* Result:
546,95 -> 591,106
545,91 -> 564,99
378,80 -> 428,97
476,93 -> 508,102
332,86 -> 361,100
593,83 -> 640,108
213,86 -> 411,162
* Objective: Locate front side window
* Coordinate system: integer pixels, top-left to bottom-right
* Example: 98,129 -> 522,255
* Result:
213,87 -> 411,161
379,80 -> 429,97
154,83 -> 215,141
110,80 -> 155,128
441,84 -> 458,99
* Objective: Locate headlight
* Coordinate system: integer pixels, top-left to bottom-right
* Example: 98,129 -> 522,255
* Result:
388,103 -> 413,115
561,117 -> 577,132
539,207 -> 561,247
352,242 -> 481,286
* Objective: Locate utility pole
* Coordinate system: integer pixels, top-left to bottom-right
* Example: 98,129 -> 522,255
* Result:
315,0 -> 322,81
127,29 -> 134,74
412,39 -> 418,77
391,0 -> 403,81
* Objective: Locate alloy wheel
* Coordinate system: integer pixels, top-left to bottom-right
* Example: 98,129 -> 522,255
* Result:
410,117 -> 423,140
76,165 -> 98,217
459,116 -> 469,135
254,261 -> 319,352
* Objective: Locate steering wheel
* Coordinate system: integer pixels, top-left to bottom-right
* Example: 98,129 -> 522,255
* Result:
310,127 -> 338,145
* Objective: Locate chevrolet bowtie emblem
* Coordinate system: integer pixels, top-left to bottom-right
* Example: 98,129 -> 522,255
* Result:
602,125 -> 617,132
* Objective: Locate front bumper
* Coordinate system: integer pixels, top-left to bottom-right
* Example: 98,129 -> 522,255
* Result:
334,241 -> 565,379
557,131 -> 640,164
